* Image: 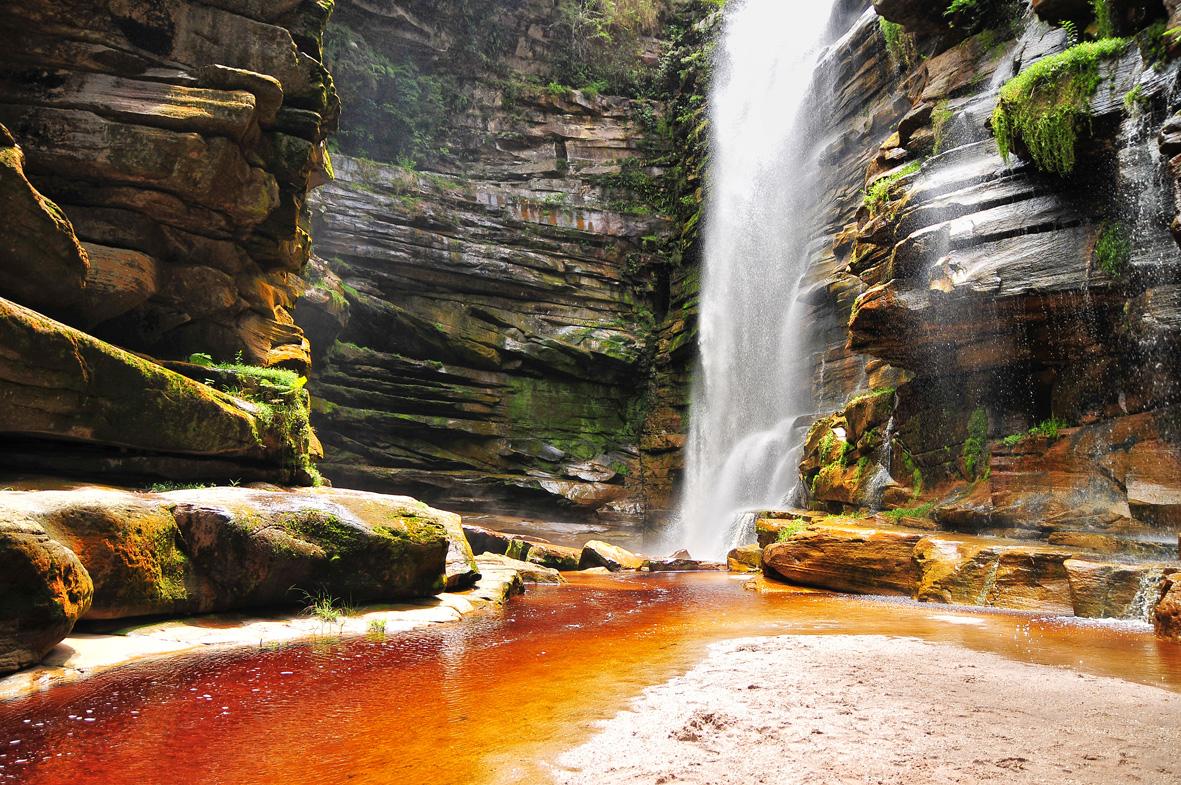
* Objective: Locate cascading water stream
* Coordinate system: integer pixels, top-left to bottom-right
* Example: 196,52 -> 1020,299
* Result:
671,0 -> 840,560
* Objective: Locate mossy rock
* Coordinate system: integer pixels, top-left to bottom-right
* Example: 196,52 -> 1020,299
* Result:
0,486 -> 460,623
0,516 -> 93,675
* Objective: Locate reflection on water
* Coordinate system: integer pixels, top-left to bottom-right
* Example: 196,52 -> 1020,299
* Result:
1,573 -> 1179,785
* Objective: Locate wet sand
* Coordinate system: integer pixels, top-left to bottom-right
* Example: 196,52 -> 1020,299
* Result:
555,634 -> 1181,785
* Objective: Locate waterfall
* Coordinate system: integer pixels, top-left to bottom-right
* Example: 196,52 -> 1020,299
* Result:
671,0 -> 840,560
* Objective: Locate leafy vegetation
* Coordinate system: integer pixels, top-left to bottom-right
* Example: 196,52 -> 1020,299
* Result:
1094,221 -> 1132,276
297,588 -> 353,628
324,25 -> 458,166
879,18 -> 917,70
1002,417 -> 1069,447
882,500 -> 937,520
991,38 -> 1128,175
864,161 -> 921,216
776,519 -> 809,542
549,0 -> 663,95
961,407 -> 990,480
1091,0 -> 1116,38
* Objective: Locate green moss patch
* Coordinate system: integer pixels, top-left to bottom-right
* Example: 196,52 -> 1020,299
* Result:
1094,221 -> 1132,277
991,38 -> 1128,175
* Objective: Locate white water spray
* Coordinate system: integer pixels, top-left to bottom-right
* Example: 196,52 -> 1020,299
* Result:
672,0 -> 839,560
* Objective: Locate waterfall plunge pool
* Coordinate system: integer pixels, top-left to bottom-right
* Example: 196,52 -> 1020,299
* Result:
1,572 -> 1179,785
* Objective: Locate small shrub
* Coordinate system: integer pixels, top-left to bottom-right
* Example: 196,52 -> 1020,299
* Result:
367,619 -> 387,637
1091,0 -> 1116,38
864,161 -> 921,217
882,500 -> 937,521
1002,417 -> 1068,448
879,18 -> 917,69
189,352 -> 214,367
1029,417 -> 1068,439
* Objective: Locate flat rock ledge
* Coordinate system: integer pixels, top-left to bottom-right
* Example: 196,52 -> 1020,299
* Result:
0,565 -> 522,703
757,516 -> 1181,631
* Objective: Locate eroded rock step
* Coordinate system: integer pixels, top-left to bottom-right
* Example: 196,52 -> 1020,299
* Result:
755,514 -> 1181,636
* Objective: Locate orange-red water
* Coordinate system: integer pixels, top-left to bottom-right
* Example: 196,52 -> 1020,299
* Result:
2,572 -> 1179,785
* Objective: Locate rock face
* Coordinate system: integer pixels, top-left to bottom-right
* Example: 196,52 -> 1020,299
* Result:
0,0 -> 337,370
763,517 -> 1181,618
297,0 -> 712,520
0,518 -> 92,675
1156,572 -> 1181,640
0,486 -> 465,621
744,1 -> 1181,643
0,298 -> 316,484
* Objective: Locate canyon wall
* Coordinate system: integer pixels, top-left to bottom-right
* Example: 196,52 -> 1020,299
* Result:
298,0 -> 714,520
0,0 -> 337,484
797,0 -> 1181,566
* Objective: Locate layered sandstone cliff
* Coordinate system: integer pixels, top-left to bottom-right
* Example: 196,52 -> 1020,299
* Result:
298,0 -> 713,519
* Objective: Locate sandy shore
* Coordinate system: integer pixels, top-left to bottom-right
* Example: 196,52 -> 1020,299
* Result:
553,635 -> 1181,785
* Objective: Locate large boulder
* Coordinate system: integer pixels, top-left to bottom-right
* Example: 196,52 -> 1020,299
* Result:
0,517 -> 93,675
0,486 -> 461,621
0,297 -> 315,483
579,540 -> 646,571
763,523 -> 925,595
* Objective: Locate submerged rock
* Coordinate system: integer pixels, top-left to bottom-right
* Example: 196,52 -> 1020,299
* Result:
0,518 -> 93,675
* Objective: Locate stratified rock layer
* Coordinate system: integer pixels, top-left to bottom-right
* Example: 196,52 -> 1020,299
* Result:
0,0 -> 338,370
763,518 -> 1181,619
0,297 -> 314,484
297,0 -> 712,520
